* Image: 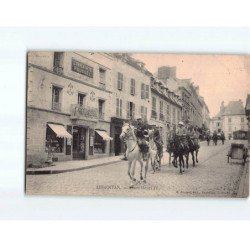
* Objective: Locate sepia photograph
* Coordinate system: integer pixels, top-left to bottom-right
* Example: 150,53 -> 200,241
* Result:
25,52 -> 249,197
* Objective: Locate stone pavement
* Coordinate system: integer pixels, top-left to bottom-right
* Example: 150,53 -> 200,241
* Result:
26,140 -> 249,197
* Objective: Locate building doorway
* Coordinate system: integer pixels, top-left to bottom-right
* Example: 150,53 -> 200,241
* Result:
73,126 -> 86,159
114,134 -> 121,156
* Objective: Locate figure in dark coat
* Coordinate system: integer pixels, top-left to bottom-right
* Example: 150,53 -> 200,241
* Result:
135,117 -> 149,161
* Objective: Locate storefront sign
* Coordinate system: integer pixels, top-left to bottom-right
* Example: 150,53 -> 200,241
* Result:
72,59 -> 93,78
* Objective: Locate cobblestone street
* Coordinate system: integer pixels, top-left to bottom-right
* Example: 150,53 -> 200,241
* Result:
26,140 -> 249,197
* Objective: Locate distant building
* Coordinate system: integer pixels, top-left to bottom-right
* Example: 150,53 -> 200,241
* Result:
211,99 -> 248,139
210,101 -> 225,133
222,100 -> 248,139
158,66 -> 176,81
158,66 -> 207,128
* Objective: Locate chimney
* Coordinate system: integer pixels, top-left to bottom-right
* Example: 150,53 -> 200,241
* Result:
220,101 -> 225,114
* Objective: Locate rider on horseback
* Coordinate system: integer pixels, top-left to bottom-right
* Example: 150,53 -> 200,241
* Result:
175,121 -> 189,150
135,116 -> 149,161
187,125 -> 200,149
153,127 -> 163,158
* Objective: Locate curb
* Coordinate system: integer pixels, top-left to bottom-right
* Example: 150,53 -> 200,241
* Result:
26,159 -> 123,175
236,161 -> 249,198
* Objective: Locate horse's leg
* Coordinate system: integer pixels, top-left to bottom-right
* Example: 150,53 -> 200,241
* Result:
179,155 -> 182,174
190,150 -> 195,166
186,153 -> 189,169
172,154 -> 177,168
151,154 -> 155,173
143,158 -> 149,183
131,160 -> 137,182
127,160 -> 133,181
139,159 -> 144,181
196,150 -> 199,163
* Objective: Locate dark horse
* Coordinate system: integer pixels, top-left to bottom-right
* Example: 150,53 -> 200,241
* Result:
212,133 -> 218,146
169,136 -> 189,174
187,136 -> 199,166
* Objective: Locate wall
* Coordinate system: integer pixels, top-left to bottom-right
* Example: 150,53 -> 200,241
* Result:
222,115 -> 248,139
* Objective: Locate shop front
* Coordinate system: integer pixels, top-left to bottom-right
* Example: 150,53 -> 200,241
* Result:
110,117 -> 126,156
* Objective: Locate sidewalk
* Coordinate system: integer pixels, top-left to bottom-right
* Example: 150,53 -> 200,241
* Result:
26,143 -> 208,175
26,155 -> 124,175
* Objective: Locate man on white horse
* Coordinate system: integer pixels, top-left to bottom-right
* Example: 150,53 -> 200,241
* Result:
134,116 -> 149,161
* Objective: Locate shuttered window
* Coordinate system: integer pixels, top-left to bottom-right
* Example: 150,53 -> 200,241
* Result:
130,79 -> 135,95
117,72 -> 123,90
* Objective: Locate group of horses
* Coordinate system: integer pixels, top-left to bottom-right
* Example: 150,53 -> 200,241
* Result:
205,133 -> 225,146
120,123 -> 199,188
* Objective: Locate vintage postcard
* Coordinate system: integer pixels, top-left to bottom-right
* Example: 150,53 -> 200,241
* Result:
25,52 -> 249,197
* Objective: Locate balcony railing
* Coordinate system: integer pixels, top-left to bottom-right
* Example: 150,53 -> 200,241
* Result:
53,66 -> 63,75
70,104 -> 98,121
151,110 -> 157,119
52,102 -> 61,111
159,113 -> 165,121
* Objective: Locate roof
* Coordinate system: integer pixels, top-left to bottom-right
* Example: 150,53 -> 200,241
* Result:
222,100 -> 245,116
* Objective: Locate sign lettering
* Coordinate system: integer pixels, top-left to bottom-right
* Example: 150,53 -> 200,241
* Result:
72,59 -> 93,78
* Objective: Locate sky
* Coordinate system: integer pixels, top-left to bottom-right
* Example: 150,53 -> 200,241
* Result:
133,54 -> 250,117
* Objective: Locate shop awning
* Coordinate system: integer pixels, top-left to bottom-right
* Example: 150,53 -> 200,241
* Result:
48,124 -> 72,139
95,130 -> 113,141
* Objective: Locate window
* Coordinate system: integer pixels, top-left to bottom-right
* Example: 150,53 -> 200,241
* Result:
117,72 -> 123,90
172,108 -> 176,124
98,99 -> 105,119
127,101 -> 135,119
53,52 -> 64,74
177,110 -> 181,122
241,117 -> 244,123
130,79 -> 136,95
141,83 -> 145,99
159,100 -> 164,121
140,84 -> 150,99
99,68 -> 106,84
141,106 -> 147,121
152,97 -> 156,111
166,104 -> 170,122
241,125 -> 245,130
228,126 -> 232,132
45,124 -> 64,153
94,131 -> 106,154
228,117 -> 232,123
52,86 -> 62,111
145,85 -> 149,99
78,93 -> 85,106
116,98 -> 122,117
151,96 -> 157,119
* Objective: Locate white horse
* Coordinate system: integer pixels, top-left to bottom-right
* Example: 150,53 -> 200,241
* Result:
120,123 -> 149,187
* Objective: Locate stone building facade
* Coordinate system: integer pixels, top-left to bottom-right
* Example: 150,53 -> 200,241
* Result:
109,53 -> 152,155
222,100 -> 248,139
150,77 -> 182,146
27,52 -> 114,165
210,100 -> 248,139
